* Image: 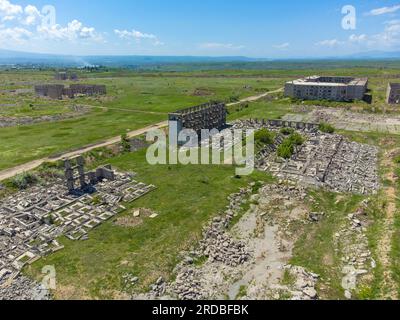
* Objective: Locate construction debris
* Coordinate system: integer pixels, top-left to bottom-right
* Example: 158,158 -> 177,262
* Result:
0,167 -> 156,294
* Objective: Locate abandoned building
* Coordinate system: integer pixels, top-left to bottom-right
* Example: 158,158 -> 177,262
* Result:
0,161 -> 156,288
54,72 -> 78,81
34,84 -> 106,100
386,83 -> 400,104
64,156 -> 116,193
284,76 -> 369,102
168,102 -> 227,139
232,118 -> 379,195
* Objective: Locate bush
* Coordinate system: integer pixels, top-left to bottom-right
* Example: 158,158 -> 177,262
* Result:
277,140 -> 295,159
277,133 -> 305,159
10,172 -> 39,190
319,123 -> 335,134
280,128 -> 295,136
121,134 -> 131,153
255,129 -> 275,145
289,132 -> 305,145
394,155 -> 400,164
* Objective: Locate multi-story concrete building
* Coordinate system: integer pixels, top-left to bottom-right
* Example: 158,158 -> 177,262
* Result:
386,83 -> 400,104
285,76 -> 368,102
168,102 -> 227,140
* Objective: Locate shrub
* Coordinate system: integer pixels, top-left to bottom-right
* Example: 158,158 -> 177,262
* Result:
10,172 -> 39,190
280,128 -> 295,136
255,129 -> 275,145
121,134 -> 131,153
394,155 -> 400,164
289,132 -> 305,145
277,140 -> 294,159
277,133 -> 305,159
319,122 -> 335,134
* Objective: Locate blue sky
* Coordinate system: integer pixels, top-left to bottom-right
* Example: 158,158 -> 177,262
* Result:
1,0 -> 400,57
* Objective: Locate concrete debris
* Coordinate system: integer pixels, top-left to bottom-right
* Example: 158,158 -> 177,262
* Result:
232,118 -> 379,195
336,200 -> 373,299
0,169 -> 156,298
0,276 -> 51,301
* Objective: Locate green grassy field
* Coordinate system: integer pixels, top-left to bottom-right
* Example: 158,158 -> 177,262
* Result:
0,70 -> 286,171
3,65 -> 400,300
1,67 -> 400,172
26,149 -> 273,299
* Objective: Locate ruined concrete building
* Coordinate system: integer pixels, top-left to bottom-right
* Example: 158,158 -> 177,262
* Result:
64,156 -> 116,193
0,168 -> 156,287
54,72 -> 78,81
386,83 -> 400,104
285,76 -> 368,102
34,84 -> 106,100
168,102 -> 227,139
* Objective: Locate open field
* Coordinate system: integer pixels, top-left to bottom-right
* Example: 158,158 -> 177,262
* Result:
25,150 -> 273,299
0,70 -> 285,171
1,64 -> 400,300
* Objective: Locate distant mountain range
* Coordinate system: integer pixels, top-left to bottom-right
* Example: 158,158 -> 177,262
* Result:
0,49 -> 400,68
0,49 -> 269,67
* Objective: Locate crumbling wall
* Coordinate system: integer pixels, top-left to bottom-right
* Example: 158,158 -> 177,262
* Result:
34,84 -> 106,99
169,102 -> 227,137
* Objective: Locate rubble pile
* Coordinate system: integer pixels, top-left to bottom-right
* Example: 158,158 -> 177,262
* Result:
334,199 -> 375,299
231,118 -> 379,195
0,276 -> 50,301
282,265 -> 319,300
0,171 -> 156,296
141,186 -> 254,300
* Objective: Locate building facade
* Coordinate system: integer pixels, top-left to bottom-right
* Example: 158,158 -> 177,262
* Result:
387,83 -> 400,104
285,76 -> 368,102
168,102 -> 227,140
34,84 -> 106,99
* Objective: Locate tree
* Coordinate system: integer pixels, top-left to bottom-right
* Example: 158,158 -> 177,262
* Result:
121,134 -> 131,153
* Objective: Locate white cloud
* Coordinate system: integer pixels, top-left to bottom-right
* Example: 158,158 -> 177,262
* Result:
0,0 -> 22,20
372,20 -> 400,47
114,29 -> 163,46
114,29 -> 163,45
0,26 -> 32,44
349,34 -> 367,44
315,39 -> 344,47
37,19 -> 103,42
23,5 -> 42,26
369,5 -> 400,16
273,42 -> 290,50
199,42 -> 244,50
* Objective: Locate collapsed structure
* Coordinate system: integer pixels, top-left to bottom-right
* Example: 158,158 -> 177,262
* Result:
386,83 -> 400,104
0,159 -> 156,287
284,76 -> 369,102
232,119 -> 379,195
168,102 -> 227,139
54,72 -> 78,81
34,84 -> 106,100
64,156 -> 116,193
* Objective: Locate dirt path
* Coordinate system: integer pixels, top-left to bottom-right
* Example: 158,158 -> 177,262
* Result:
378,148 -> 399,299
226,88 -> 283,106
88,105 -> 167,115
0,121 -> 168,182
0,89 -> 282,182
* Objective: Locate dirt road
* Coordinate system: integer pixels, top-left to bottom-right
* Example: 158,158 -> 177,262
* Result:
0,121 -> 167,182
0,88 -> 283,182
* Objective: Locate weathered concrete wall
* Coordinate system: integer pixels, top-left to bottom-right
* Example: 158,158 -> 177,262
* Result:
169,102 -> 227,137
